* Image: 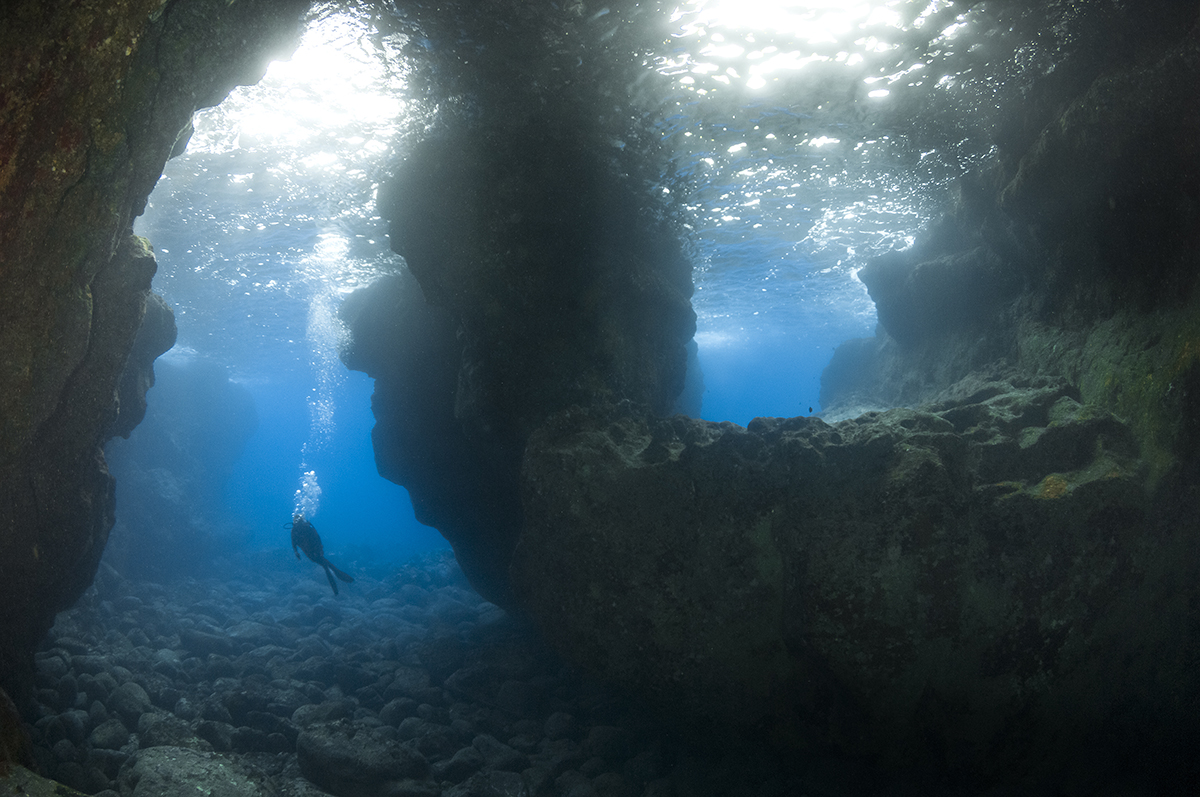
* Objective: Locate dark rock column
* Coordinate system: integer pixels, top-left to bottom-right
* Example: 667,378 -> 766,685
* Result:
344,130 -> 696,605
0,0 -> 309,710
342,270 -> 526,607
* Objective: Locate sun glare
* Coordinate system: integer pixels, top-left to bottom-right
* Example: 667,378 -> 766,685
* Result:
187,11 -> 404,158
666,0 -> 938,94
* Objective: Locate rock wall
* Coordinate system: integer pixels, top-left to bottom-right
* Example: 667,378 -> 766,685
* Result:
0,0 -> 1175,787
515,383 -> 1199,789
508,10 -> 1200,790
111,292 -> 179,441
0,0 -> 310,721
343,130 -> 696,605
824,28 -> 1200,477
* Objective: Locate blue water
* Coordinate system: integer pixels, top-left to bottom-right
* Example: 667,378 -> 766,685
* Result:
123,1 -> 1021,565
696,331 -> 837,425
221,370 -> 447,559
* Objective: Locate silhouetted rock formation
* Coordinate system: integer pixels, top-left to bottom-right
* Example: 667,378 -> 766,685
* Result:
111,292 -> 178,441
0,687 -> 33,775
0,232 -> 160,712
342,271 -> 526,608
0,0 -> 308,711
343,130 -> 696,605
104,359 -> 259,579
823,31 -> 1200,443
788,22 -> 1200,788
341,9 -> 1200,789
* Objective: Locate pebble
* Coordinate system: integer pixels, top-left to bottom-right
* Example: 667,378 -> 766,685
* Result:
23,550 -> 819,796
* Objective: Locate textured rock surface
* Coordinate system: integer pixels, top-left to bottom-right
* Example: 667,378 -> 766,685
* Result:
344,130 -> 695,604
22,553 -> 815,797
118,746 -> 269,797
339,9 -> 1200,791
514,387 -> 1199,788
0,687 -> 33,773
825,31 -> 1200,461
0,766 -> 87,797
0,231 -> 160,711
112,291 -> 179,440
296,721 -> 429,795
3,3 -> 1196,795
0,0 -> 308,708
342,271 -> 525,607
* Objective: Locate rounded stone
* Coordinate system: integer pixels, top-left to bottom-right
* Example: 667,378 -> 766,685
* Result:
89,718 -> 129,750
296,722 -> 428,795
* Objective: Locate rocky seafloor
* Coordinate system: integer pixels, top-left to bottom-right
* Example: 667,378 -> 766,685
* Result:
19,548 -> 876,797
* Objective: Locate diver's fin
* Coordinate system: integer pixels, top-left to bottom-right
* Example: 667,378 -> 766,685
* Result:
327,561 -> 354,584
322,563 -> 339,595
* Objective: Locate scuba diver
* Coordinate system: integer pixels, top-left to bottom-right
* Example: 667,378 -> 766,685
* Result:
289,514 -> 355,595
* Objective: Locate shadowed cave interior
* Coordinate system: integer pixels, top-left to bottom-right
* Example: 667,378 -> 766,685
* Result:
1,1 -> 1199,795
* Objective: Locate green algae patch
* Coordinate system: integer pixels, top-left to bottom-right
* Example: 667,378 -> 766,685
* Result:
1077,296 -> 1200,485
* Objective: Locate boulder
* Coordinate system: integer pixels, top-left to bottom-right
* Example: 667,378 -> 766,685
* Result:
0,0 -> 308,704
296,721 -> 429,796
471,734 -> 529,773
106,682 -> 152,727
117,746 -> 267,797
512,384 -> 1199,785
88,718 -> 130,751
432,744 -> 484,781
137,713 -> 205,750
444,770 -> 529,797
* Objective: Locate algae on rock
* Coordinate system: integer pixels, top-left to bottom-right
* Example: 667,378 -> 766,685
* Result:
514,378 -> 1194,785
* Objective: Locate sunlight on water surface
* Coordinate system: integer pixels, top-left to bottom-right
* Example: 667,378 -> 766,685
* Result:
138,0 -> 1024,420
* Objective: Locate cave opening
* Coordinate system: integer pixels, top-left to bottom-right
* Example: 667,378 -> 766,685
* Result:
6,0 -> 1198,792
112,0 -> 984,571
105,0 -> 1193,594
108,3 -> 443,575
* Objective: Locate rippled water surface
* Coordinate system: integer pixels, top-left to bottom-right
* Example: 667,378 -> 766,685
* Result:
142,0 -> 1074,377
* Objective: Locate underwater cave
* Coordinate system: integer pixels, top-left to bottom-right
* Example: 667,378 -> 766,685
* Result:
2,0 -> 1199,794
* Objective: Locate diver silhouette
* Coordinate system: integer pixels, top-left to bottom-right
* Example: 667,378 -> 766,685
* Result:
290,514 -> 354,595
